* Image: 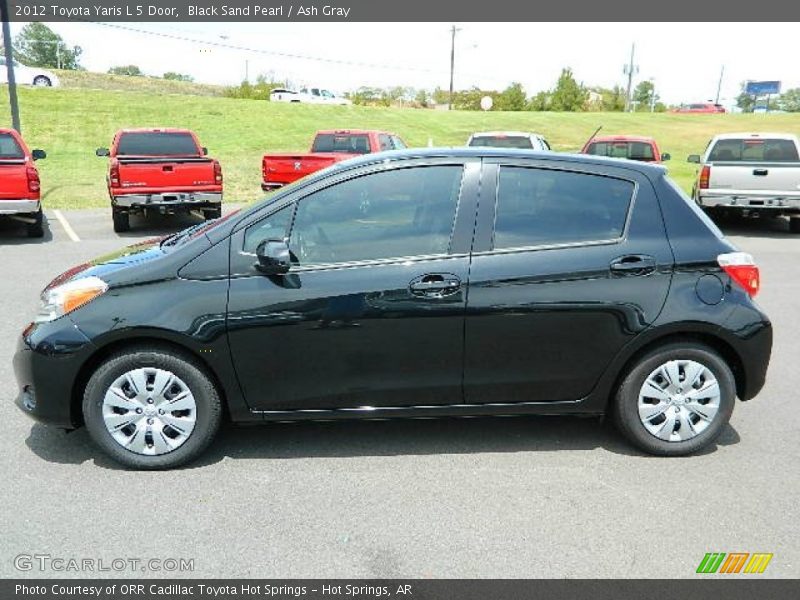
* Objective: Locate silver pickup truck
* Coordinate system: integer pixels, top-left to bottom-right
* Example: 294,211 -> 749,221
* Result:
689,132 -> 800,233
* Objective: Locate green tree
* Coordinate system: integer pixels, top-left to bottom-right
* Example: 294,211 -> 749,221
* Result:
108,65 -> 143,76
527,90 -> 551,111
415,89 -> 431,108
779,88 -> 800,112
163,72 -> 194,82
13,22 -> 82,69
633,80 -> 658,111
736,82 -> 755,112
549,68 -> 588,112
496,82 -> 527,111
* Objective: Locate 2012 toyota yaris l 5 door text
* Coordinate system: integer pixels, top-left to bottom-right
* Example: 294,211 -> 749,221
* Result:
13,149 -> 772,469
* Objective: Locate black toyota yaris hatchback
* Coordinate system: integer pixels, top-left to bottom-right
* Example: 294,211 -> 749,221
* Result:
14,149 -> 772,469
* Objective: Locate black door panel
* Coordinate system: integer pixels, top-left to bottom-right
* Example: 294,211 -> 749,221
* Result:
464,161 -> 673,404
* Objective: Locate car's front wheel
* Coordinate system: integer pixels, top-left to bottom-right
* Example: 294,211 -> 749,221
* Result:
83,347 -> 222,469
612,342 -> 736,456
33,76 -> 52,87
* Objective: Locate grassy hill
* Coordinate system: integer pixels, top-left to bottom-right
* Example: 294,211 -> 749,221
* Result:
9,85 -> 800,209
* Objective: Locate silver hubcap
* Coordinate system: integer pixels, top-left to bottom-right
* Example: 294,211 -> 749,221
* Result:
637,359 -> 721,442
102,368 -> 197,455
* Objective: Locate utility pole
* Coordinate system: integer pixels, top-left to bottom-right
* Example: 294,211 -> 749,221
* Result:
623,43 -> 638,113
1,0 -> 20,133
714,65 -> 725,105
244,59 -> 249,83
448,25 -> 460,111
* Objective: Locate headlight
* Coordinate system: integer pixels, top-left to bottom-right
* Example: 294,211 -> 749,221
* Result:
35,276 -> 108,323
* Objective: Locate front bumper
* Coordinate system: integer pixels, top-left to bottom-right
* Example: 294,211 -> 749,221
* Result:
698,193 -> 800,213
112,192 -> 222,209
0,199 -> 40,215
13,318 -> 96,429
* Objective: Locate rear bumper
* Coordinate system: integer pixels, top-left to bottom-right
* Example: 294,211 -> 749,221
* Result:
112,192 -> 222,209
698,193 -> 800,213
13,318 -> 95,429
0,199 -> 40,215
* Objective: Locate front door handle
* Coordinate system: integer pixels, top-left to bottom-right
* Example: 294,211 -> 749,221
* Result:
610,255 -> 656,276
753,168 -> 768,176
409,273 -> 462,297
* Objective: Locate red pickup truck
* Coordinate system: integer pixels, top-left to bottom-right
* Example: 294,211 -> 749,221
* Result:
0,128 -> 46,238
96,128 -> 223,232
581,135 -> 670,163
262,129 -> 406,191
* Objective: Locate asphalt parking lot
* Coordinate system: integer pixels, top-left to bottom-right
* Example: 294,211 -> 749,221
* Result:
0,208 -> 798,578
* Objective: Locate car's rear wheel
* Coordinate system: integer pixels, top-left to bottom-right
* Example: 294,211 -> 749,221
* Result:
83,348 -> 222,469
27,209 -> 44,238
612,342 -> 735,456
112,208 -> 130,233
33,76 -> 52,87
789,217 -> 800,234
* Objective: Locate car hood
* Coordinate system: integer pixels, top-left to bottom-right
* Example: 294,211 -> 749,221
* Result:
43,237 -> 173,292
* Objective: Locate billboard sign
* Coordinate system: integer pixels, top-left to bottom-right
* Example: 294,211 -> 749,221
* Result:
745,81 -> 782,95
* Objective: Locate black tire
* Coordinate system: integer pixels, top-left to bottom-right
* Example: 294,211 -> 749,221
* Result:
204,207 -> 222,220
789,217 -> 800,234
82,347 -> 222,470
112,209 -> 130,233
33,76 -> 52,87
26,209 -> 44,238
612,342 -> 736,456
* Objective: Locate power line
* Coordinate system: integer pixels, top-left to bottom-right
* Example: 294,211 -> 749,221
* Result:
89,22 -> 447,75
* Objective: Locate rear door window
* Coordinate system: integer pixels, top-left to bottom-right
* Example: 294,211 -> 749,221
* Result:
0,133 -> 24,158
707,138 -> 799,162
116,132 -> 199,156
586,141 -> 655,161
311,134 -> 371,154
493,167 -> 634,249
469,136 -> 534,149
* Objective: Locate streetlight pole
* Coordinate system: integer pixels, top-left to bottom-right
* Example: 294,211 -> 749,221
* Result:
448,25 -> 460,111
714,65 -> 725,105
623,43 -> 638,113
1,0 -> 20,133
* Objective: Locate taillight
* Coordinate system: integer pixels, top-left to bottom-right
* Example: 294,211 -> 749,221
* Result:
214,160 -> 223,185
109,159 -> 120,187
26,166 -> 40,193
699,165 -> 711,189
718,252 -> 760,297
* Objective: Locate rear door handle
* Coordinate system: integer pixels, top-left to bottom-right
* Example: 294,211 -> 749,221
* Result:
610,255 -> 656,276
409,273 -> 462,297
753,169 -> 768,176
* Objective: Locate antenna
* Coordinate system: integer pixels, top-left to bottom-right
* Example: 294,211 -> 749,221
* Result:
584,126 -> 603,149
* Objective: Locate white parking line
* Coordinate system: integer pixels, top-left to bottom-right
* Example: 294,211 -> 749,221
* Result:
52,209 -> 81,242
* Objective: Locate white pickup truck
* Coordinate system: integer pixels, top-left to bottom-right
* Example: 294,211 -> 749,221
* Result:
269,86 -> 351,105
689,132 -> 800,233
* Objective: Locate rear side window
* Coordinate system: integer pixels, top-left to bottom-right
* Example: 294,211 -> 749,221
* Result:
586,141 -> 655,161
470,136 -> 534,149
378,134 -> 392,152
311,134 -> 371,154
0,133 -> 24,158
117,132 -> 199,156
707,138 -> 799,162
493,167 -> 634,249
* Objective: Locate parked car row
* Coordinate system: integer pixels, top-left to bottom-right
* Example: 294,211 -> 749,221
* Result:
3,124 -> 797,237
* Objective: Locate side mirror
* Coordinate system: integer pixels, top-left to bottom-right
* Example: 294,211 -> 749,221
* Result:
96,147 -> 110,157
255,239 -> 291,275
201,147 -> 208,156
687,154 -> 701,164
661,152 -> 671,161
31,149 -> 46,161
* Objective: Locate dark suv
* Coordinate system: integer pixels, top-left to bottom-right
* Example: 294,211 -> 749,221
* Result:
13,149 -> 772,469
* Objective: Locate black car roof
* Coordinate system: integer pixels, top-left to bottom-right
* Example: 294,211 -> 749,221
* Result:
326,147 -> 668,177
